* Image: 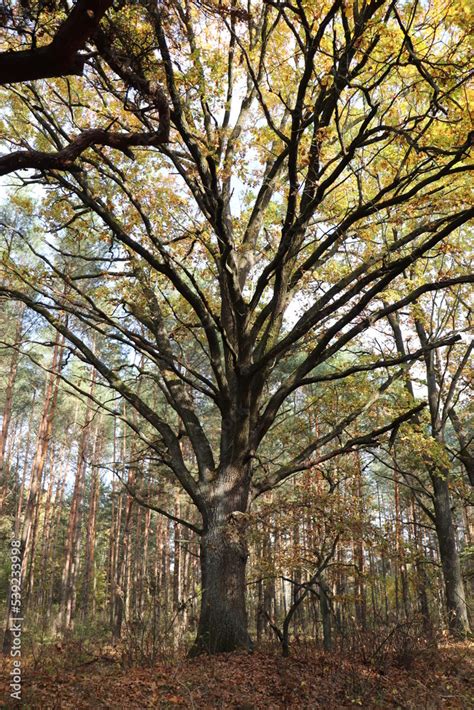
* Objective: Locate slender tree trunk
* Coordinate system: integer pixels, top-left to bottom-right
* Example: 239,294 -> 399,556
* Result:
43,454 -> 67,621
58,428 -> 86,631
353,454 -> 366,629
432,472 -> 470,637
14,396 -> 36,539
58,371 -> 96,631
117,469 -> 134,634
376,481 -> 389,623
38,450 -> 57,614
139,505 -> 151,619
0,305 -> 24,514
109,419 -> 120,632
318,576 -> 333,652
413,319 -> 470,637
173,504 -> 181,611
411,495 -> 432,637
81,425 -> 101,620
3,333 -> 62,654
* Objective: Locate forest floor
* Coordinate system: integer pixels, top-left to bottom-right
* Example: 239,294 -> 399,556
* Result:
0,639 -> 472,709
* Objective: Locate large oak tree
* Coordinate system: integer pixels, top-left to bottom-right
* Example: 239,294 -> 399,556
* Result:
1,0 -> 472,652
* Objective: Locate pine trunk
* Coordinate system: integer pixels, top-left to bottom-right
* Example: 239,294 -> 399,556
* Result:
0,305 -> 24,514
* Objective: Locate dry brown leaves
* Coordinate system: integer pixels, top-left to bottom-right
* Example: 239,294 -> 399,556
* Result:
0,641 -> 472,709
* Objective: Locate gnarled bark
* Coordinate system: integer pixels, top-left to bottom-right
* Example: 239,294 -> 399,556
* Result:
190,468 -> 252,655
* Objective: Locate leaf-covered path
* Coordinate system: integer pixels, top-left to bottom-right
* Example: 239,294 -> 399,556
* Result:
1,642 -> 472,709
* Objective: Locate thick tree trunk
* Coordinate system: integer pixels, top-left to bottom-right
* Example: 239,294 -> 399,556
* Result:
190,470 -> 252,655
191,520 -> 252,654
432,474 -> 470,637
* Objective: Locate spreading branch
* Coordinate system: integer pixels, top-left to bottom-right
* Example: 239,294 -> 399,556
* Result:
0,0 -> 113,85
